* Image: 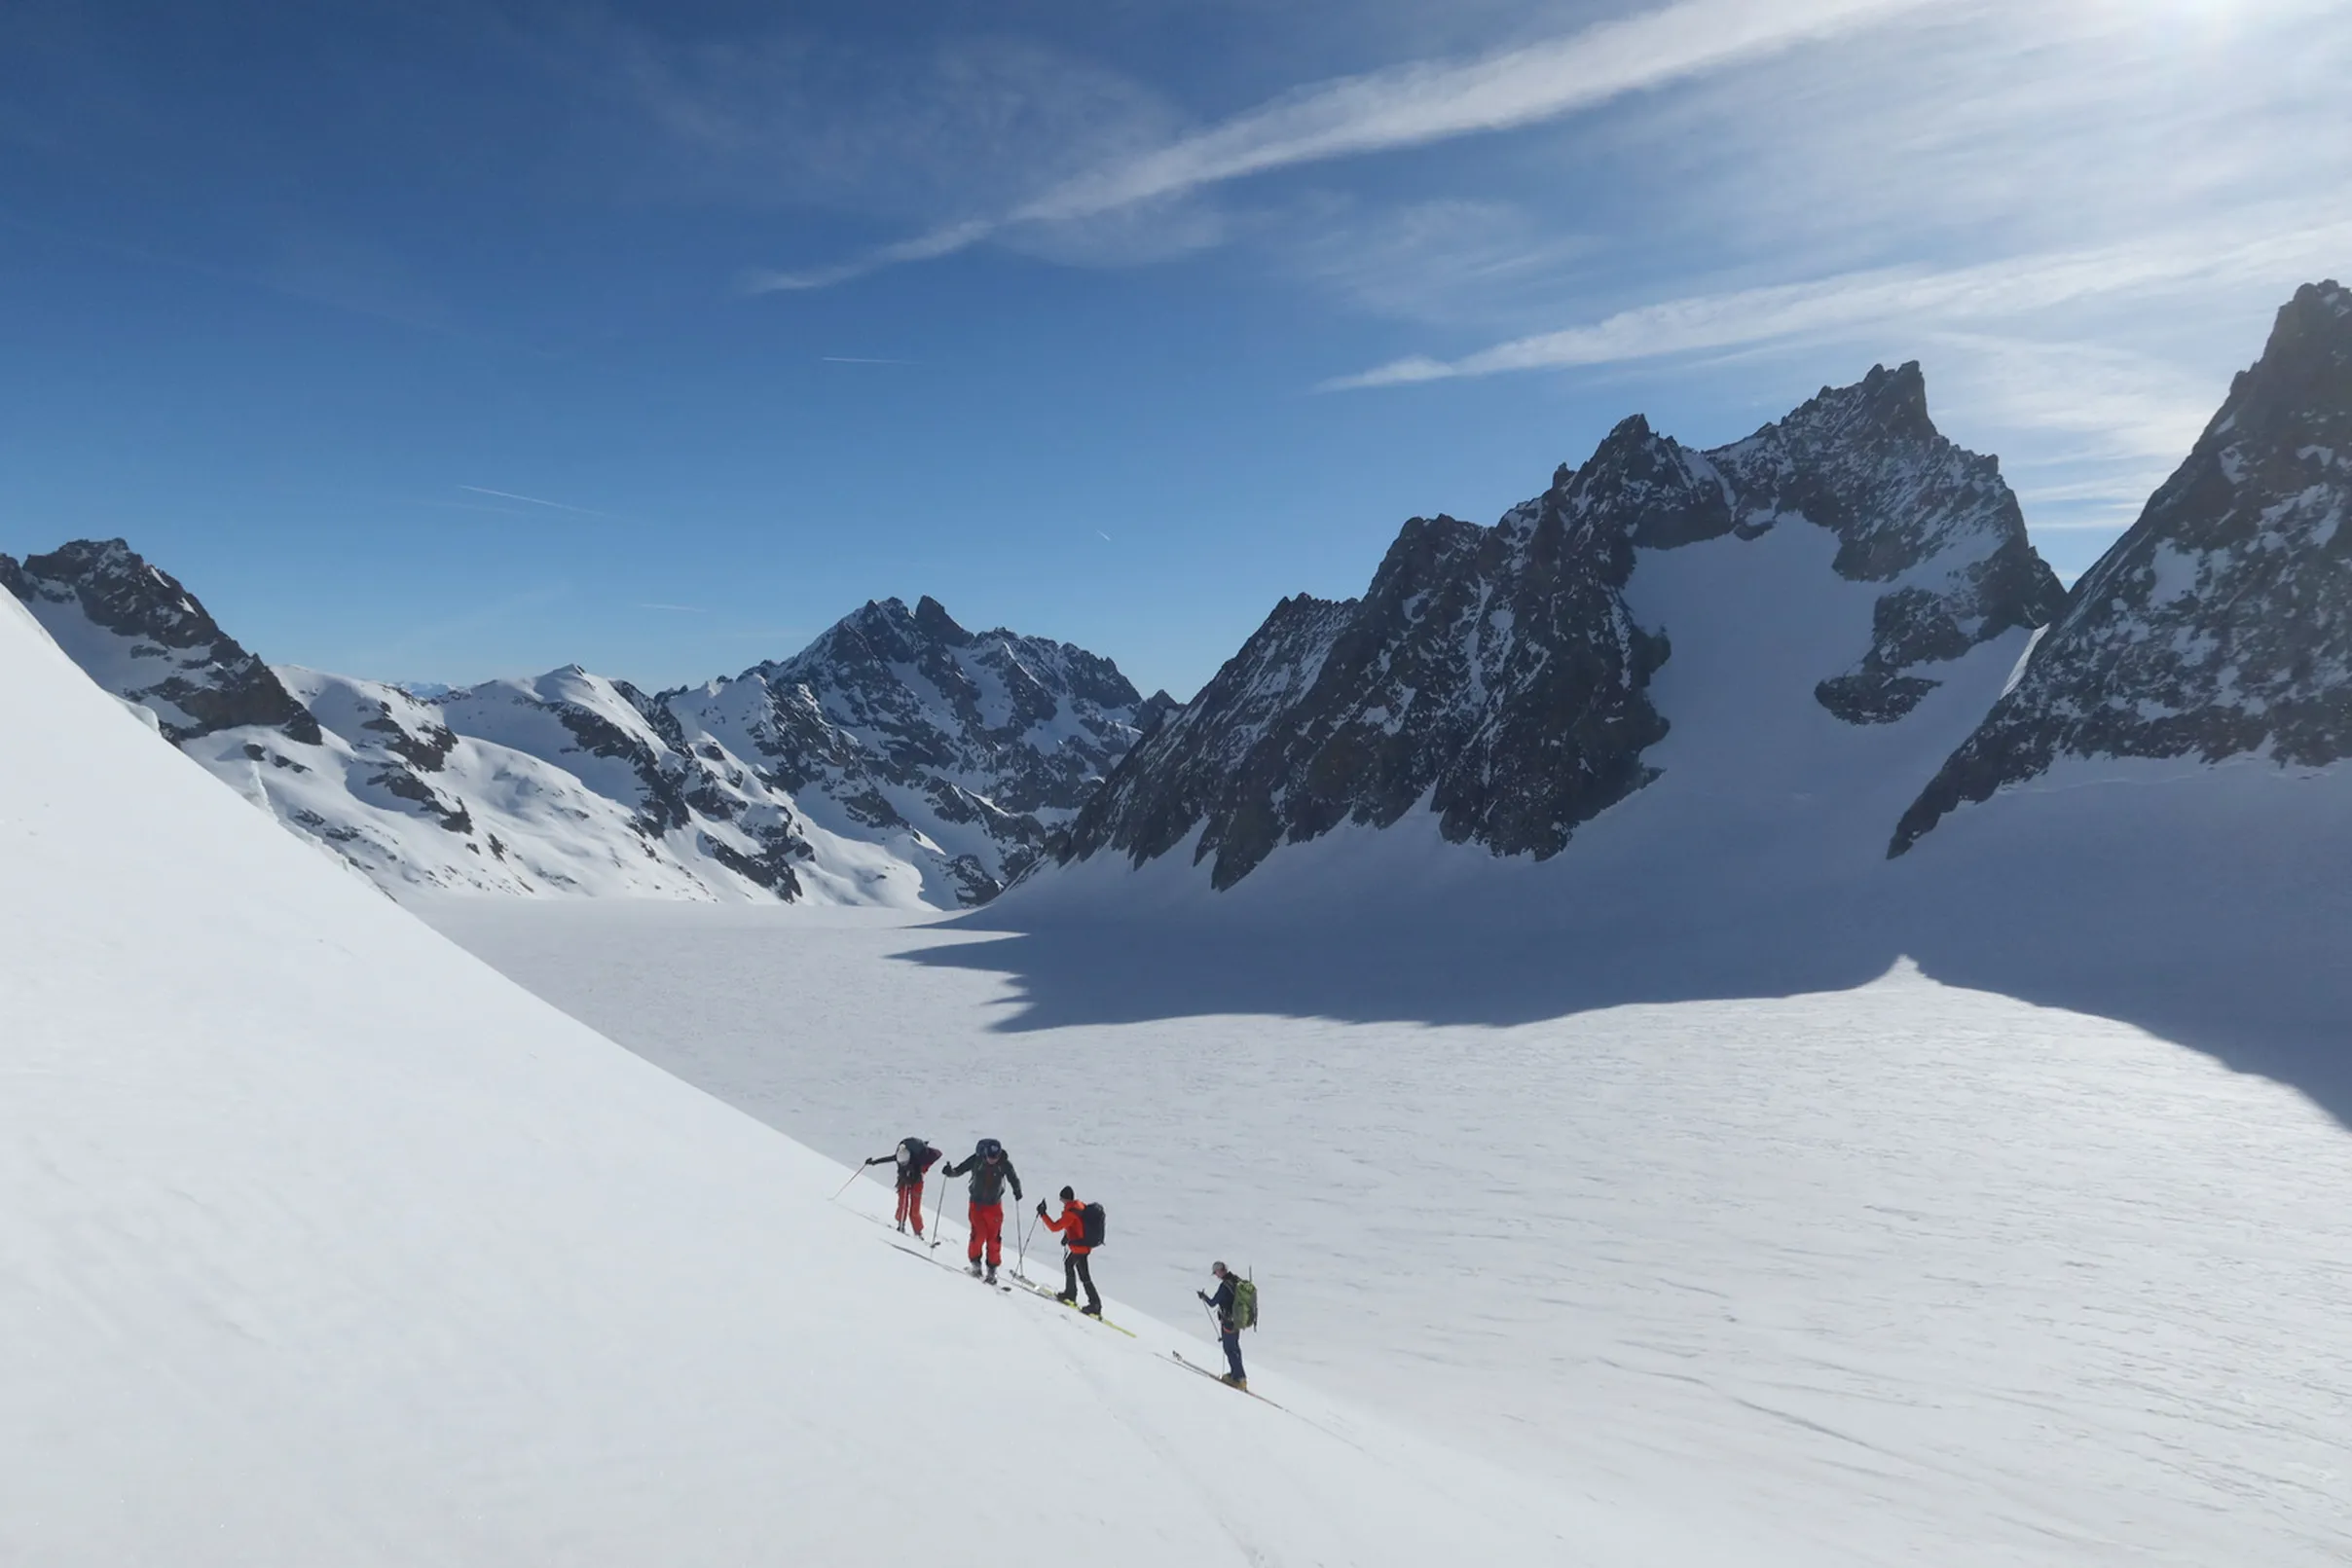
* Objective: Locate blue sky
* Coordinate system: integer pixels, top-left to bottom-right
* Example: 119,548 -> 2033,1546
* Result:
2,0 -> 2344,699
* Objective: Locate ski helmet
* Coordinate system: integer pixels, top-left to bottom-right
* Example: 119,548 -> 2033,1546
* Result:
977,1137 -> 1004,1160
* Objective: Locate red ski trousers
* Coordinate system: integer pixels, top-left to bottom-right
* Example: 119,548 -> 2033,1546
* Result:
967,1202 -> 1005,1266
895,1181 -> 925,1234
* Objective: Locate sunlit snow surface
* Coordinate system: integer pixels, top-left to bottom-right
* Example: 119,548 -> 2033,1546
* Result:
0,586 -> 1715,1565
425,895 -> 2352,1567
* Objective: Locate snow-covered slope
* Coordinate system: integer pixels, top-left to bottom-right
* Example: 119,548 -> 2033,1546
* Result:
1057,361 -> 2061,893
666,596 -> 1169,905
1895,278 -> 2352,851
0,564 -> 1666,1565
180,662 -> 828,899
421,896 -> 2352,1568
1,551 -> 1154,909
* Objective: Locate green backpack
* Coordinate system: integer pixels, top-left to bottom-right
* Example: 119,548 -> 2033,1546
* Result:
1231,1275 -> 1259,1331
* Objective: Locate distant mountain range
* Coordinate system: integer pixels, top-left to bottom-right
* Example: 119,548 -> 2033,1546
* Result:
0,547 -> 1165,906
9,280 -> 2345,912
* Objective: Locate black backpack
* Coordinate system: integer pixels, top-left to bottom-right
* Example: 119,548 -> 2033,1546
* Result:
1080,1202 -> 1106,1248
901,1138 -> 933,1174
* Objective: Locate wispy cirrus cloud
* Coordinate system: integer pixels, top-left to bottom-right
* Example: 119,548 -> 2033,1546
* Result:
745,0 -> 1943,293
1318,216 -> 2352,390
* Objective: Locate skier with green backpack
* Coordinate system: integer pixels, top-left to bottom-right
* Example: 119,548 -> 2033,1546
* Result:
1198,1261 -> 1257,1388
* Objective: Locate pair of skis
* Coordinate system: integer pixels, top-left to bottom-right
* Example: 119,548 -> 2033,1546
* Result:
889,1239 -> 1010,1292
1006,1271 -> 1137,1337
1167,1350 -> 1283,1407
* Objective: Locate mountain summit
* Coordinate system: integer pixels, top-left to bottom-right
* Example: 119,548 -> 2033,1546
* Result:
665,596 -> 1160,904
1057,363 -> 2062,891
1893,279 -> 2352,853
0,539 -> 319,745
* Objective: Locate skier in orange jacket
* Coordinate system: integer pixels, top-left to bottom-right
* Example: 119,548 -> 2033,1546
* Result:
1037,1186 -> 1102,1316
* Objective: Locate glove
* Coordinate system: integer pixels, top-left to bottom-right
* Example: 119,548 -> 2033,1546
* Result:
1036,1201 -> 1047,1217
1197,1292 -> 1210,1304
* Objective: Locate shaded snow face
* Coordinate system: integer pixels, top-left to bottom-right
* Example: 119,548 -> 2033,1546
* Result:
663,595 -> 1159,906
1896,279 -> 2352,853
1058,362 -> 2060,891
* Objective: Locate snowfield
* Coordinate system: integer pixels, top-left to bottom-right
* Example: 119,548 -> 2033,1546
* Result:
0,560 -> 1708,1564
423,887 -> 2352,1568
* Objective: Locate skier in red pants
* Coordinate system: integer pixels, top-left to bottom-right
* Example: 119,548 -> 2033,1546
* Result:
940,1138 -> 1021,1284
862,1137 -> 939,1235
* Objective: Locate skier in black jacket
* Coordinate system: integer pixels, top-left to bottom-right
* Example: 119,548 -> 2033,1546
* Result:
940,1138 -> 1021,1283
862,1137 -> 939,1235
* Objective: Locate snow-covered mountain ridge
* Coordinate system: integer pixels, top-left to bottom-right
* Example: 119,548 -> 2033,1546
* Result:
664,595 -> 1172,904
1894,278 -> 2352,852
1057,357 -> 2064,891
0,547 -> 1160,906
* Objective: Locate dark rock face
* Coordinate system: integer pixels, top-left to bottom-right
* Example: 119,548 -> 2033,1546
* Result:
1893,280 -> 2352,854
1061,365 -> 2060,890
0,539 -> 320,745
1066,490 -> 1672,891
664,595 -> 1158,903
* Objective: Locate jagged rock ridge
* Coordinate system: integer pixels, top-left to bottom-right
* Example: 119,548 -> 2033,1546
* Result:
1893,279 -> 2352,854
1059,363 -> 2062,890
664,596 -> 1162,904
5,549 -> 1151,906
0,541 -> 320,745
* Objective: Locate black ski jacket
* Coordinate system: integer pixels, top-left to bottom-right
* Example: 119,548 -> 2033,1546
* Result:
941,1149 -> 1022,1208
865,1142 -> 938,1189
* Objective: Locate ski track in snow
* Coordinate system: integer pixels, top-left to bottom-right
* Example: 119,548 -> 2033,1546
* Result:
422,896 -> 2352,1568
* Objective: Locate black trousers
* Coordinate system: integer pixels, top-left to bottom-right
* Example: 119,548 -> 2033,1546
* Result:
1063,1251 -> 1100,1310
1221,1328 -> 1246,1381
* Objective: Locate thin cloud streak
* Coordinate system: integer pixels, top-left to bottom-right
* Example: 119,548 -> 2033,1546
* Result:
744,0 -> 1942,294
1318,217 -> 2352,390
458,484 -> 622,519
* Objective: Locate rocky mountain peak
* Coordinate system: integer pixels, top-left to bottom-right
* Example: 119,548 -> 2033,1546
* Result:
1558,411 -> 1732,552
664,596 -> 1158,904
913,594 -> 974,646
1,538 -> 320,746
2213,278 -> 2350,445
1057,359 -> 2064,892
1791,360 -> 1936,447
1893,279 -> 2352,854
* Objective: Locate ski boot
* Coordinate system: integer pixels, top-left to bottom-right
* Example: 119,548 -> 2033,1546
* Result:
1080,1302 -> 1102,1318
1055,1291 -> 1078,1304
896,1221 -> 907,1233
966,1260 -> 984,1277
1222,1373 -> 1247,1390
985,1264 -> 999,1285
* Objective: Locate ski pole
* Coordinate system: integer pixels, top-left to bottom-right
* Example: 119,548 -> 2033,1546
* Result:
830,1165 -> 864,1202
1017,1209 -> 1036,1280
931,1177 -> 947,1248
